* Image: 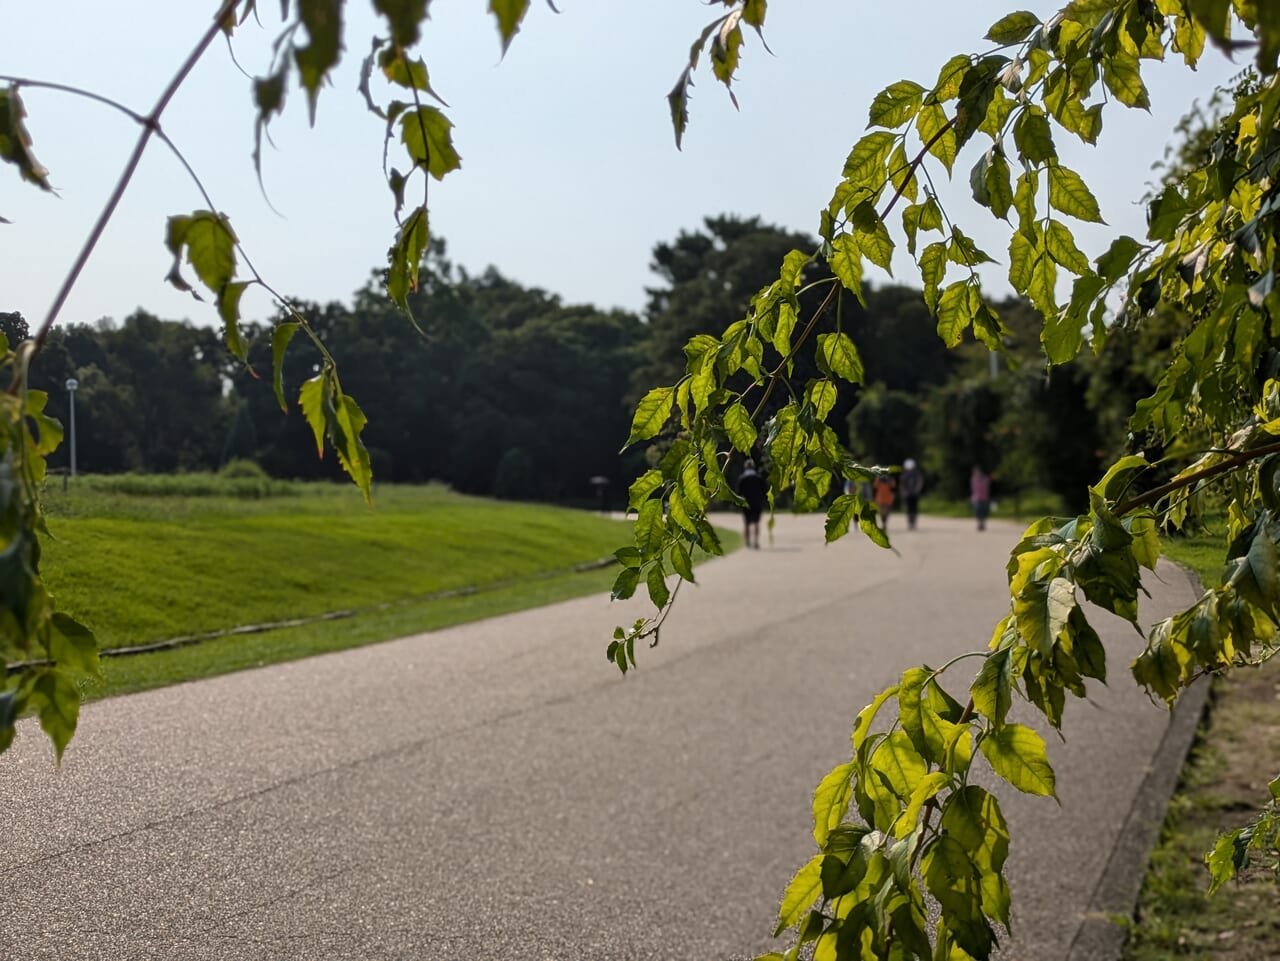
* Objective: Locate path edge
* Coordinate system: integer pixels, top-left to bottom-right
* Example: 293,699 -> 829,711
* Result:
1064,564 -> 1211,961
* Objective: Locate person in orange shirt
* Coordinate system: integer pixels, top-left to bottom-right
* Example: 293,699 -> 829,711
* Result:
872,473 -> 896,531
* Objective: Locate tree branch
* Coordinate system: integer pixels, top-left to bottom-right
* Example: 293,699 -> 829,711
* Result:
880,116 -> 957,222
30,0 -> 240,355
1113,439 -> 1280,517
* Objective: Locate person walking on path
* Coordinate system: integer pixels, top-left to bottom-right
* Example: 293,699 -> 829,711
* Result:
737,459 -> 768,550
901,458 -> 924,530
970,465 -> 992,531
872,473 -> 896,531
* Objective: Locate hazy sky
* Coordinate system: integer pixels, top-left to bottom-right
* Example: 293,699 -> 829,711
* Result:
0,2 -> 1244,332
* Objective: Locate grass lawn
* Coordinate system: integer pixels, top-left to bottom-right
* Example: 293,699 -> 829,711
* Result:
918,489 -> 1066,522
1121,520 -> 1280,959
37,480 -> 738,699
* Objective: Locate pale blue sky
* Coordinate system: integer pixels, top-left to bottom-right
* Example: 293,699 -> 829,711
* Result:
0,2 -> 1244,331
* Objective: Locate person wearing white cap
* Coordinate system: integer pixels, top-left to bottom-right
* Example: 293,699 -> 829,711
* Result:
901,458 -> 924,530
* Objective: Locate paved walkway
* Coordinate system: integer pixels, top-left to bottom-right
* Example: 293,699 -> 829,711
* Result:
1,514 -> 1199,960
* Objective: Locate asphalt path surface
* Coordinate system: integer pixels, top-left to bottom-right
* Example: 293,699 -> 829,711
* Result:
2,513 -> 1199,961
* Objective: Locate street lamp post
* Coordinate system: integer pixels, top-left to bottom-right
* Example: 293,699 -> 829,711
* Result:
65,377 -> 78,481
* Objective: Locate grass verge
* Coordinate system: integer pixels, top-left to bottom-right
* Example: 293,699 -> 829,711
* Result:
36,482 -> 738,699
1121,526 -> 1280,959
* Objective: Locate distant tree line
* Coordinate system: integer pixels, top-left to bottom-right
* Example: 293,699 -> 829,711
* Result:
6,216 -> 1173,510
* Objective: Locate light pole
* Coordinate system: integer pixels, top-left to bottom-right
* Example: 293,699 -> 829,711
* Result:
65,377 -> 78,480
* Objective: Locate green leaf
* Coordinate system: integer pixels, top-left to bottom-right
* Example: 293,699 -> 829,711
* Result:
387,206 -> 429,310
217,282 -> 250,363
933,54 -> 973,101
711,17 -> 744,85
829,233 -> 864,301
626,387 -> 674,447
1044,220 -> 1091,274
271,321 -> 300,412
1102,51 -> 1150,109
898,667 -> 935,760
825,494 -> 859,543
1013,169 -> 1040,242
1028,250 -> 1059,317
816,332 -> 864,385
772,300 -> 798,360
167,211 -> 238,294
743,0 -> 767,27
611,566 -> 640,601
488,0 -> 531,52
1008,230 -> 1035,295
1048,164 -> 1105,223
331,392 -> 374,502
813,761 -> 856,845
985,151 -> 1014,220
843,130 -> 896,186
1013,108 -> 1056,165
985,10 -> 1040,43
373,0 -> 429,47
49,612 -> 99,677
400,107 -> 462,181
920,242 -> 947,310
646,564 -> 671,609
922,836 -> 990,954
1069,606 -> 1108,682
852,684 -> 900,750
667,68 -> 692,150
298,373 -> 327,458
724,402 -> 757,454
1097,235 -> 1142,282
872,730 -> 928,798
1205,828 -> 1244,895
775,855 -> 824,935
806,380 -> 838,420
670,539 -> 695,583
916,103 -> 957,174
979,723 -> 1056,797
628,470 -> 663,512
634,498 -> 665,555
902,778 -> 954,845
851,204 -> 895,272
971,646 -> 1013,727
29,669 -> 79,763
936,281 -> 976,348
0,84 -> 53,192
293,0 -> 343,121
1016,575 -> 1075,656
869,80 -> 925,129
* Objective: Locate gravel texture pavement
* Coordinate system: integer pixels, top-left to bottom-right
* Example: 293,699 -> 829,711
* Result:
1,513 -> 1199,960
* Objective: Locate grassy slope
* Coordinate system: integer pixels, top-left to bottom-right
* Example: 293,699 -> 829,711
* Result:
37,483 -> 738,698
1122,525 -> 1280,959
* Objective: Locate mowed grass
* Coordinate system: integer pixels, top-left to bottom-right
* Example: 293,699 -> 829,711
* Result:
36,481 -> 737,699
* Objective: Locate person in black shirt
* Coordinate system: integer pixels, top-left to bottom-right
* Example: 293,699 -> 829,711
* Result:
737,459 -> 768,550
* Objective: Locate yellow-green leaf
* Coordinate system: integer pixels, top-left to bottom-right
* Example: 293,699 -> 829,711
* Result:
1048,164 -> 1105,223
813,761 -> 856,845
979,723 -> 1056,797
775,854 -> 824,935
626,387 -> 674,447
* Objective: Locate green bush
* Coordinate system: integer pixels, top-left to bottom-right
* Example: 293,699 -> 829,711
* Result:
218,458 -> 269,480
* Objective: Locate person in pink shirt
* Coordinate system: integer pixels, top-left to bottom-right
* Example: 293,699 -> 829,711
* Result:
970,465 -> 991,531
